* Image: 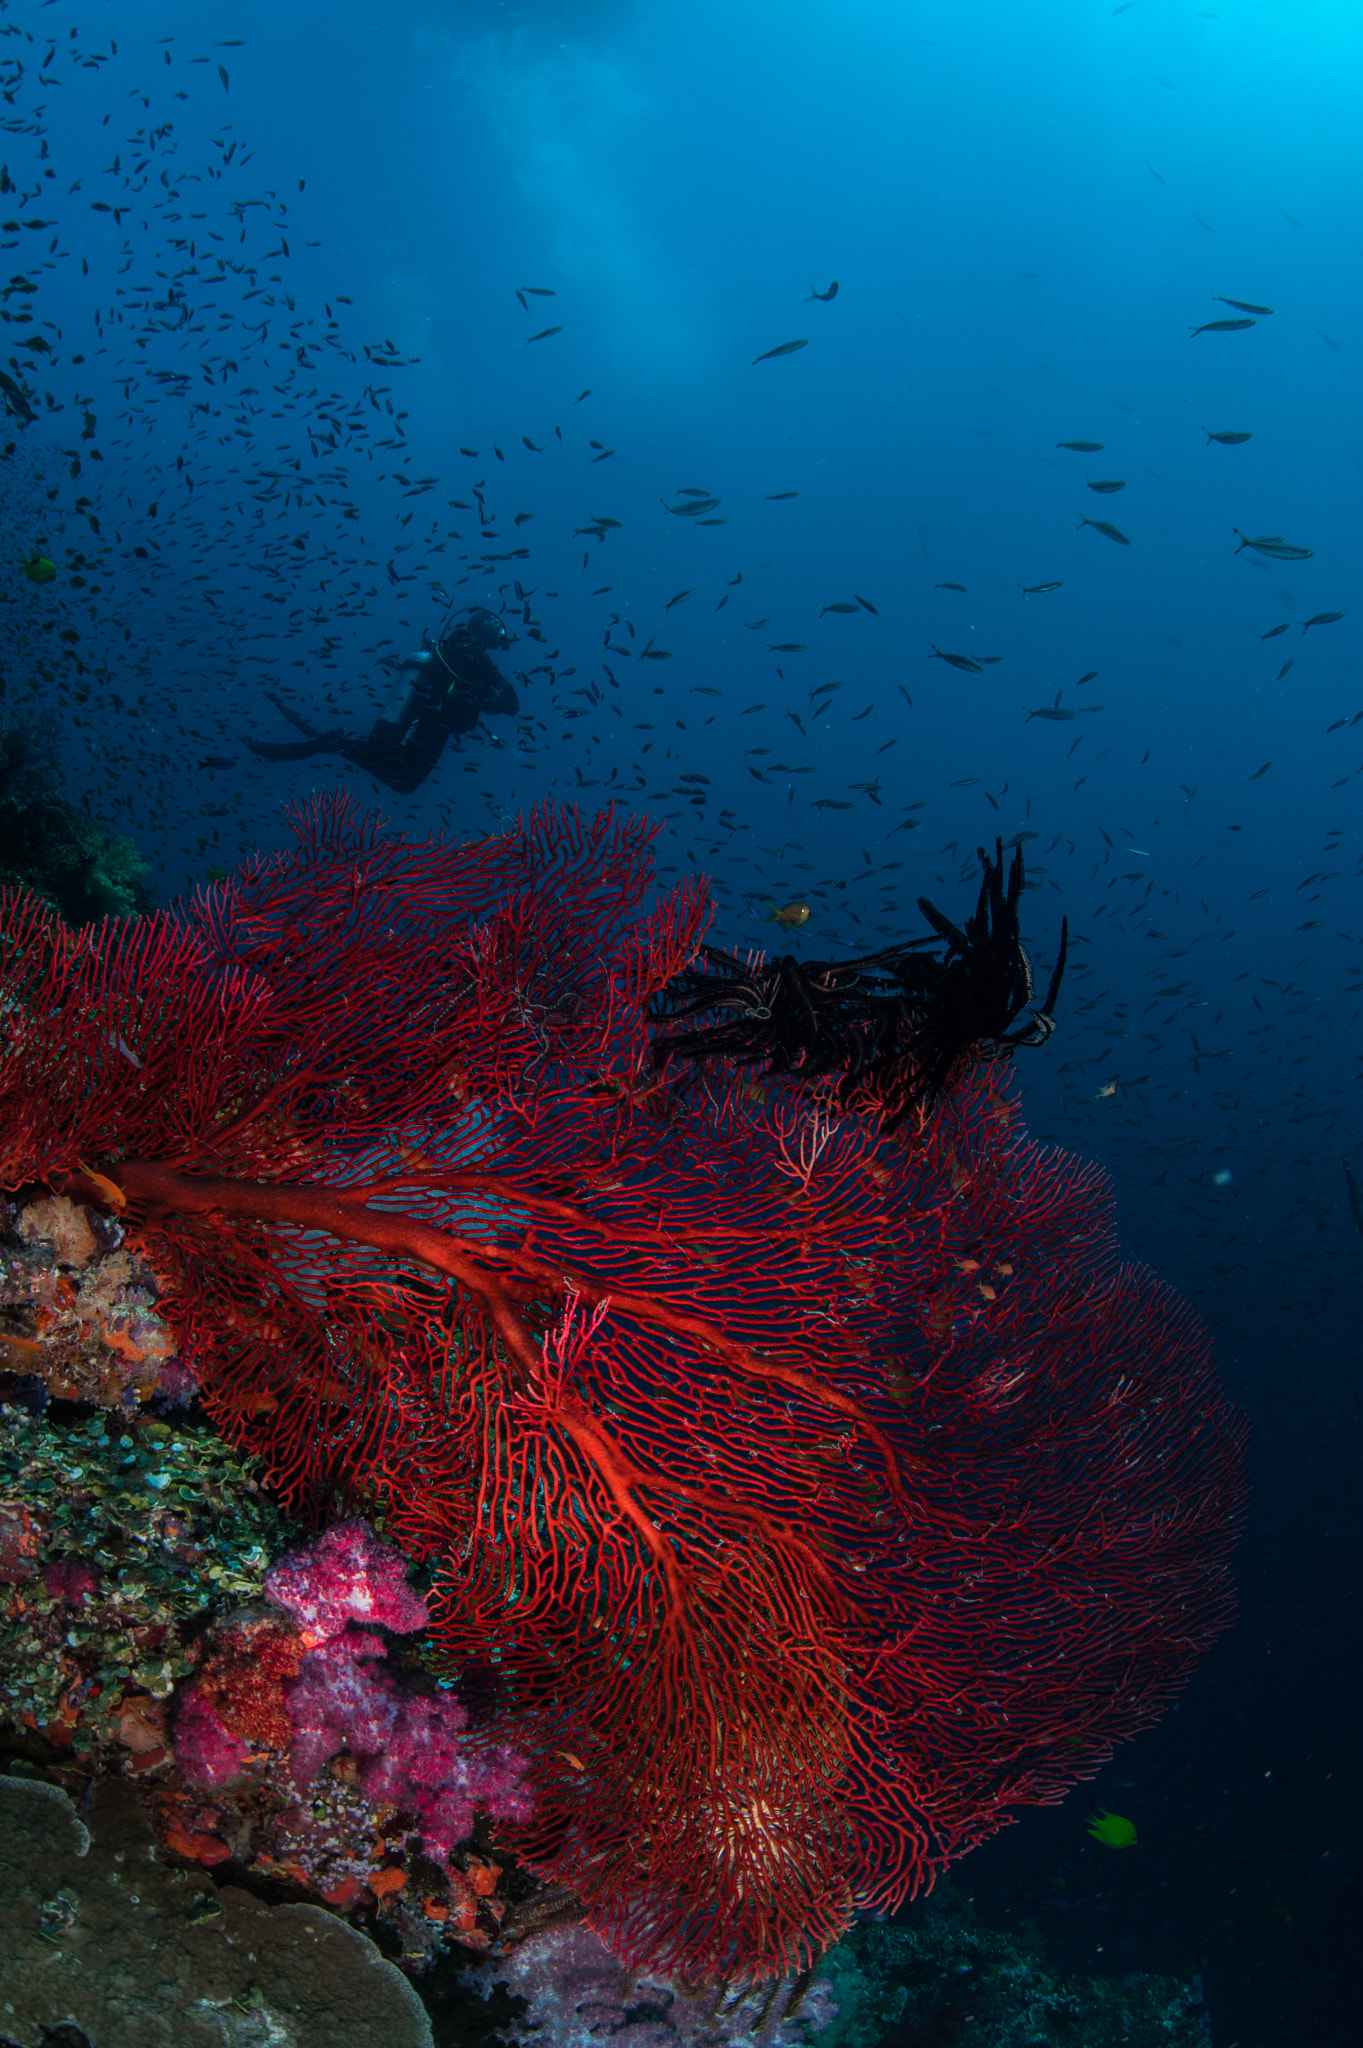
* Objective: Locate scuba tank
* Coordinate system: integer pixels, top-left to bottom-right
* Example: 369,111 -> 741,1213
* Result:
371,611 -> 505,742
372,649 -> 442,744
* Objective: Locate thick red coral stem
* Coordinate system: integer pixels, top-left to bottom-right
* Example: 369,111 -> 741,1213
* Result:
94,1159 -> 546,1377
71,1156 -> 929,1516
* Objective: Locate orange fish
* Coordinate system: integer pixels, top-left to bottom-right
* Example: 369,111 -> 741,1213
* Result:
78,1160 -> 127,1211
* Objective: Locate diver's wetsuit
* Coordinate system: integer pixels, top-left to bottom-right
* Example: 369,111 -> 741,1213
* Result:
246,612 -> 519,795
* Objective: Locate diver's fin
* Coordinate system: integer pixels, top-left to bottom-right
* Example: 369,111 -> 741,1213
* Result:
262,690 -> 328,739
244,732 -> 343,761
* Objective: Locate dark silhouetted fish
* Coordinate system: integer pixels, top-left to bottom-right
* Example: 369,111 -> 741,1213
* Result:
1086,478 -> 1126,493
0,370 -> 34,425
1214,296 -> 1273,314
1021,581 -> 1063,594
1057,440 -> 1103,451
1078,517 -> 1130,544
1235,530 -> 1312,561
1205,429 -> 1252,444
526,326 -> 563,344
1259,623 -> 1289,642
931,646 -> 984,673
1345,1160 -> 1363,1240
807,282 -> 838,301
934,581 -> 968,591
1191,317 -> 1255,335
753,339 -> 809,363
1302,611 -> 1345,632
820,602 -> 860,615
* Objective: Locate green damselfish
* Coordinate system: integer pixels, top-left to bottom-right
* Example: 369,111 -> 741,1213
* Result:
1087,1809 -> 1138,1848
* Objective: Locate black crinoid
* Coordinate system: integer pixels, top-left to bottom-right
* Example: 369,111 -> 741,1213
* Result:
651,840 -> 1067,1129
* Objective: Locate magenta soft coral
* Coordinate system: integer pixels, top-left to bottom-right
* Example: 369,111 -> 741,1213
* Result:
173,1611 -> 305,1786
267,1521 -> 532,1869
264,1517 -> 429,1640
284,1624 -> 532,1866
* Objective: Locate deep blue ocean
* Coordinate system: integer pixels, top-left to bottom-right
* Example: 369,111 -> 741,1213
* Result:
0,2 -> 1358,2042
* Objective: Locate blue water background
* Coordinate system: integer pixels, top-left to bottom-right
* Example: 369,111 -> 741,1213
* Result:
3,2 -> 1360,2041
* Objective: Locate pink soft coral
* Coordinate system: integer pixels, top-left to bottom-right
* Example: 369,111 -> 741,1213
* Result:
263,1516 -> 429,1639
172,1519 -> 531,1870
284,1623 -> 532,1870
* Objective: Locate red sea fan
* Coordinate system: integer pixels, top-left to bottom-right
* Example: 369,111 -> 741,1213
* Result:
0,794 -> 1247,1984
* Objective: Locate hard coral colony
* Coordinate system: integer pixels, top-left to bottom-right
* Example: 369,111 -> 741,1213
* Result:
0,797 -> 1248,1985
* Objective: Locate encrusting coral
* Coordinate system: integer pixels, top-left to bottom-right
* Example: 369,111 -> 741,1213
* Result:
0,1402 -> 287,1762
1,1193 -> 192,1412
809,1891 -> 1213,2048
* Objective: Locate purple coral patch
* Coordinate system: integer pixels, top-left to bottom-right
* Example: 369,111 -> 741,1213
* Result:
173,1685 -> 252,1788
41,1559 -> 101,1605
284,1624 -> 532,1870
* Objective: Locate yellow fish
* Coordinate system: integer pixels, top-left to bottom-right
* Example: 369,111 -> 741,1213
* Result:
1091,1080 -> 1118,1101
1087,1808 -> 1138,1848
763,901 -> 811,931
19,553 -> 56,584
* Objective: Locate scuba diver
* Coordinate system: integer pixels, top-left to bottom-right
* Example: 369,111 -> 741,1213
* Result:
245,607 -> 519,795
